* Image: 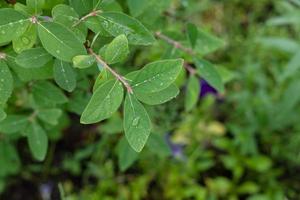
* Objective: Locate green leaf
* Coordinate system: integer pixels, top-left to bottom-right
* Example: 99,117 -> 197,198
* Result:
81,80 -> 124,124
53,59 -> 77,92
117,137 -> 139,171
69,0 -> 94,16
186,23 -> 198,48
87,12 -> 155,45
194,28 -> 224,55
194,59 -> 224,93
14,3 -> 32,15
26,0 -> 45,14
132,59 -> 184,93
37,108 -> 62,125
136,84 -> 179,105
0,141 -> 21,177
0,108 -> 7,122
16,47 -> 52,68
93,0 -> 103,10
0,8 -> 30,44
32,81 -> 68,107
8,58 -> 53,82
0,60 -> 13,106
127,0 -> 171,24
13,24 -> 37,53
93,69 -> 111,92
67,91 -> 90,115
146,133 -> 171,157
25,122 -> 48,161
104,34 -> 129,64
185,75 -> 200,111
72,55 -> 96,69
127,0 -> 149,17
124,94 -> 151,152
37,21 -> 86,62
0,115 -> 28,134
52,4 -> 87,43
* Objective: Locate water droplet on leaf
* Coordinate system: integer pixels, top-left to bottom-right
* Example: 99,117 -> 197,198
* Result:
22,36 -> 30,44
132,117 -> 140,126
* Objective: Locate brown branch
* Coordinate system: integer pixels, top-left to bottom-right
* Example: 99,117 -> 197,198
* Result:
88,48 -> 133,94
155,31 -> 195,56
73,10 -> 102,27
184,63 -> 196,75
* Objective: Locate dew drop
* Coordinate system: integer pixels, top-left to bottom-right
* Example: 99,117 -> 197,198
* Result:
22,36 -> 30,45
56,50 -> 60,54
132,117 -> 140,126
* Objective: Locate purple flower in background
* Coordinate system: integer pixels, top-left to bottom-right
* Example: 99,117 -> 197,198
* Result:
165,134 -> 186,160
40,182 -> 53,200
200,79 -> 218,98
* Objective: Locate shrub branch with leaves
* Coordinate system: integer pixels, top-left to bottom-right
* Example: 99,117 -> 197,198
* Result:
0,0 -> 224,162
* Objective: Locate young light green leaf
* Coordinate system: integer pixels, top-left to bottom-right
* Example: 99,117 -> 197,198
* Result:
136,84 -> 179,105
124,94 -> 152,152
37,21 -> 86,62
37,108 -> 62,125
53,59 -> 77,92
13,24 -> 37,53
186,23 -> 198,48
32,81 -> 68,107
117,137 -> 139,171
72,55 -> 96,69
185,75 -> 200,111
81,80 -> 124,124
132,59 -> 184,93
89,12 -> 155,45
104,34 -> 129,64
0,108 -> 6,122
16,47 -> 52,68
0,8 -> 30,44
25,122 -> 48,161
26,0 -> 45,14
194,59 -> 224,93
0,60 -> 13,106
0,115 -> 28,134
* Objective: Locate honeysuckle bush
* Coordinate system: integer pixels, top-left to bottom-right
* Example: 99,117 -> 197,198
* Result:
1,0 -> 300,199
0,0 -> 226,194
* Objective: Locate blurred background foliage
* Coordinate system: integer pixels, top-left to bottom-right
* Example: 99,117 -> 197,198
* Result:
1,0 -> 300,199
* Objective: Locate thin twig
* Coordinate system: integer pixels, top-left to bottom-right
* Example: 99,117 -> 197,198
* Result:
155,31 -> 195,55
184,63 -> 196,75
88,48 -> 133,94
73,10 -> 102,27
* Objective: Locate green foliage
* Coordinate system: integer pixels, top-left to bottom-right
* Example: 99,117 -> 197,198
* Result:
7,0 -> 294,199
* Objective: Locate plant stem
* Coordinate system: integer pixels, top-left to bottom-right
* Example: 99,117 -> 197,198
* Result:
184,63 -> 196,75
73,10 -> 102,27
88,48 -> 133,94
155,32 -> 198,74
155,31 -> 195,56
